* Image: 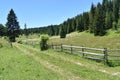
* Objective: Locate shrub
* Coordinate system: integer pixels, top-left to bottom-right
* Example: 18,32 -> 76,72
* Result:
40,34 -> 49,51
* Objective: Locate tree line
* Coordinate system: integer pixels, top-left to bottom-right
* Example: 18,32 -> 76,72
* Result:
1,0 -> 120,39
24,0 -> 120,38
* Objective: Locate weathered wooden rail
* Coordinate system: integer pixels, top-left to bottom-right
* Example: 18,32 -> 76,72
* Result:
18,40 -> 120,66
49,44 -> 120,64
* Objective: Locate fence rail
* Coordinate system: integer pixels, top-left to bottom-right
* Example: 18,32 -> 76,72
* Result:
49,44 -> 120,64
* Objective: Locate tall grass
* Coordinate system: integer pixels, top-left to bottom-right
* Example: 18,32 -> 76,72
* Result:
0,39 -> 65,80
48,31 -> 120,49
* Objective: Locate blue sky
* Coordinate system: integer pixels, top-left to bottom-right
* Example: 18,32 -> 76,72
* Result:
0,0 -> 102,28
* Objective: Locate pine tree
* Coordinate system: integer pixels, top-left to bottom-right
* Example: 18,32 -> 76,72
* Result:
49,25 -> 55,36
117,7 -> 120,32
6,9 -> 20,42
89,3 -> 96,33
76,15 -> 83,32
83,12 -> 89,30
60,25 -> 66,38
105,11 -> 113,29
117,19 -> 120,30
67,19 -> 73,33
113,0 -> 119,22
112,21 -> 117,30
71,18 -> 76,31
0,24 -> 6,36
94,3 -> 106,36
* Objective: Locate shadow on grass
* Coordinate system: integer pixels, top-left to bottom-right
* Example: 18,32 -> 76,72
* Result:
107,61 -> 120,67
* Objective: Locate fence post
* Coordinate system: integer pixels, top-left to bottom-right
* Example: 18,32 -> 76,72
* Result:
71,44 -> 73,54
61,44 -> 63,52
82,46 -> 85,57
103,48 -> 108,64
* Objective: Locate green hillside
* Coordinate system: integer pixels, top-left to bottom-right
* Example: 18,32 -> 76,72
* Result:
48,30 -> 120,49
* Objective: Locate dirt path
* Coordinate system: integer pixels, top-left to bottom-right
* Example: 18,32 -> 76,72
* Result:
14,43 -> 81,80
18,44 -> 120,76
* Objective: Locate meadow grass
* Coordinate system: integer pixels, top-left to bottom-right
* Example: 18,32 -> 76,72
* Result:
0,39 -> 66,80
1,30 -> 120,80
48,31 -> 120,49
18,30 -> 120,67
17,43 -> 120,80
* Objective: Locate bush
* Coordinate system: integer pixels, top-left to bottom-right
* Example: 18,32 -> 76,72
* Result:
40,34 -> 49,51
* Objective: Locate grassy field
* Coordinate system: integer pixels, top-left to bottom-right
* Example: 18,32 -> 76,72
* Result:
0,38 -> 66,80
48,30 -> 120,49
0,30 -> 120,80
0,37 -> 120,80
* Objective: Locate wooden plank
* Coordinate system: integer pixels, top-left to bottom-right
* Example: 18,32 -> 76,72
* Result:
70,46 -> 85,49
62,45 -> 104,51
108,54 -> 120,57
83,52 -> 104,56
85,47 -> 104,51
108,49 -> 120,52
84,56 -> 104,61
72,50 -> 82,53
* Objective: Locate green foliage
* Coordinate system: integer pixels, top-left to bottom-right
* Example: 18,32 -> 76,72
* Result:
112,21 -> 117,30
113,0 -> 119,22
105,11 -> 113,29
40,34 -> 49,50
49,25 -> 55,36
60,25 -> 66,38
89,3 -> 96,33
0,24 -> 6,36
83,12 -> 89,30
94,3 -> 106,36
6,9 -> 20,42
67,19 -> 73,33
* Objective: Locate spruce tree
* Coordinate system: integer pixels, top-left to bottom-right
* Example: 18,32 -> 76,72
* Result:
83,12 -> 89,30
67,19 -> 73,33
76,15 -> 83,32
105,11 -> 113,29
71,18 -> 76,31
117,8 -> 120,32
112,21 -> 117,30
89,3 -> 96,33
60,25 -> 66,38
113,0 -> 119,22
49,25 -> 55,36
6,9 -> 20,42
94,3 -> 106,36
0,24 -> 6,36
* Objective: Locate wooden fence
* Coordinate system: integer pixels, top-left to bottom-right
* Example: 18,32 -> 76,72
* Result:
49,44 -> 120,64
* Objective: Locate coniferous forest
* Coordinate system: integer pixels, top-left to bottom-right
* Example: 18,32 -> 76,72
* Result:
0,0 -> 120,38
